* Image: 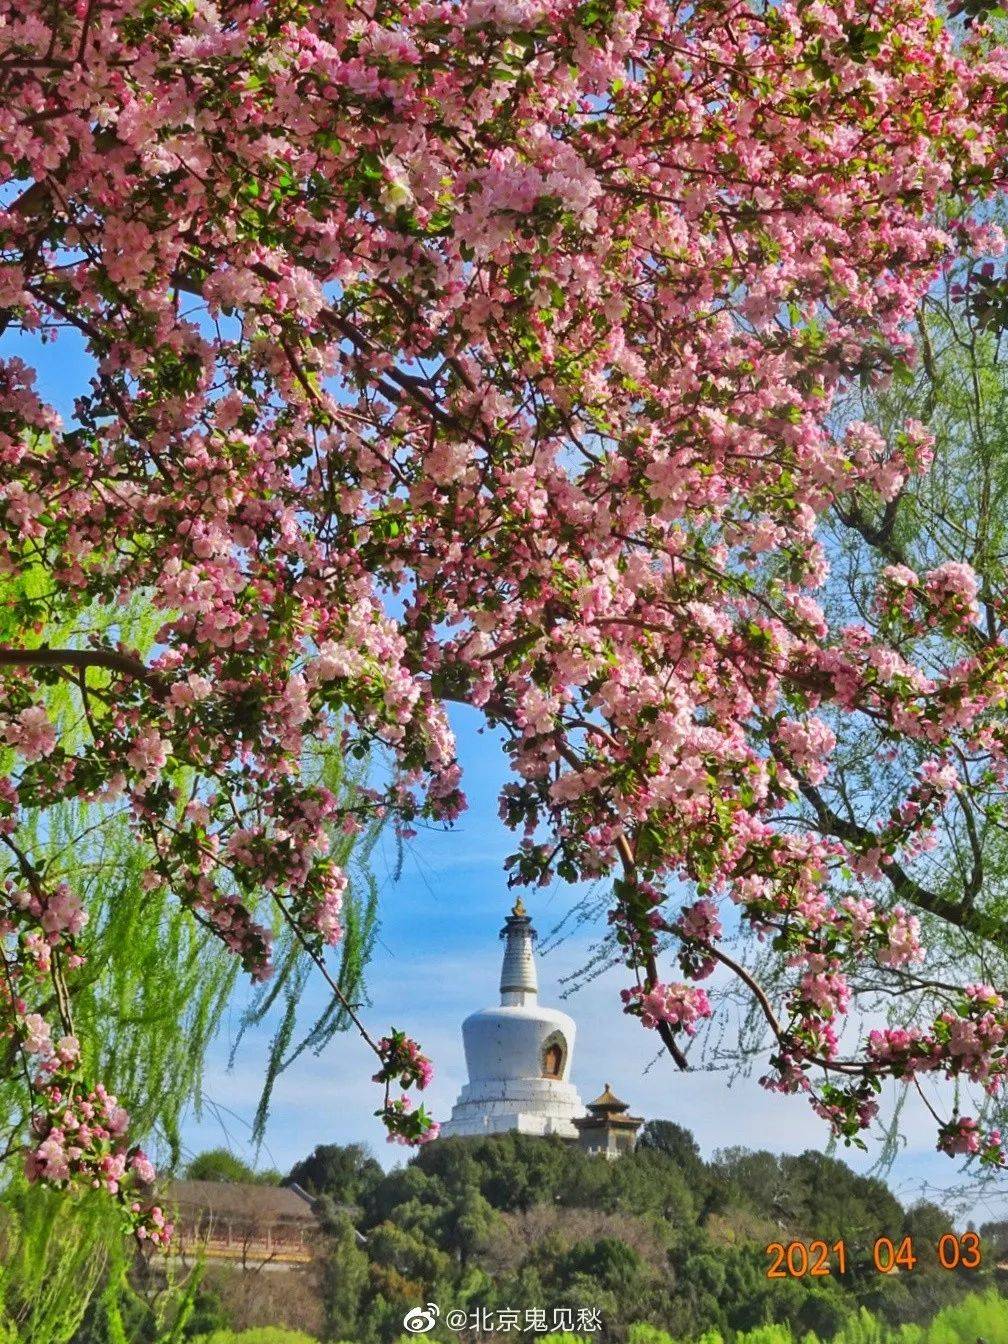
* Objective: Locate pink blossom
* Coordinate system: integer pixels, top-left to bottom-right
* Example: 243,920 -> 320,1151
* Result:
775,716 -> 837,786
676,898 -> 723,943
628,982 -> 713,1035
938,1116 -> 981,1156
5,706 -> 57,762
21,1013 -> 52,1056
877,907 -> 924,968
130,1152 -> 156,1184
125,728 -> 171,779
29,1134 -> 70,1182
55,1035 -> 80,1065
923,561 -> 981,628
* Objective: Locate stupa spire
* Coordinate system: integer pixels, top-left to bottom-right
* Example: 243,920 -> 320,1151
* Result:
499,896 -> 538,1005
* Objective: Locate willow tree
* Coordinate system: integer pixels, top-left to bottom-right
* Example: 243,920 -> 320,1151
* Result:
0,574 -> 383,1337
0,0 -> 1007,1240
0,777 -> 234,1344
765,204 -> 1008,1159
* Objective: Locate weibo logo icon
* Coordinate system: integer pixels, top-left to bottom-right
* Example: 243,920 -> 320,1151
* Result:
402,1303 -> 440,1334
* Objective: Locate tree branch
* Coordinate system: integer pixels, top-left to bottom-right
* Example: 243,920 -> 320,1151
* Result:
0,645 -> 154,683
799,779 -> 1007,948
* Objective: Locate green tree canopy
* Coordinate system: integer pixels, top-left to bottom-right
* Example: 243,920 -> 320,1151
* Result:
184,1150 -> 281,1186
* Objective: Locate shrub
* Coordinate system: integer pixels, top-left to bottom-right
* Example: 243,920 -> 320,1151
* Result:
193,1328 -> 320,1344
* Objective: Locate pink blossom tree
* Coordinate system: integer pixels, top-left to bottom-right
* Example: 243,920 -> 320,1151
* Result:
0,0 -> 1007,1236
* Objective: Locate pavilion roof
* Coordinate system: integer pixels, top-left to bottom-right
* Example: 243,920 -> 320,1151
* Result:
587,1084 -> 630,1113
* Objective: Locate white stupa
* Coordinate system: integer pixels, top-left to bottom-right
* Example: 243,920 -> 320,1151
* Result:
439,897 -> 585,1139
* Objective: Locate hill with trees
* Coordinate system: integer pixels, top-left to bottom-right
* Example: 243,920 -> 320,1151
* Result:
153,1128 -> 1003,1344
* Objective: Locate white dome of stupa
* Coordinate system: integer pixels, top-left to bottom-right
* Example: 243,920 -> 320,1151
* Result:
439,898 -> 585,1139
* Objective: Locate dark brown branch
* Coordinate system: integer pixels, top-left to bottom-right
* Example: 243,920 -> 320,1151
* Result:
800,779 -> 1008,949
0,645 -> 153,682
612,833 -> 690,1070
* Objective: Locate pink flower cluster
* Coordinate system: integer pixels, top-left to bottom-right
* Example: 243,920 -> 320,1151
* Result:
811,1089 -> 880,1136
373,1029 -> 435,1091
7,880 -> 88,945
937,1116 -> 982,1157
936,1116 -> 1008,1168
867,985 -> 1008,1092
3,705 -> 57,762
369,1029 -> 439,1145
306,865 -> 346,946
876,906 -> 924,969
379,1094 -> 441,1146
26,1080 -> 172,1246
623,982 -> 713,1035
797,962 -> 851,1018
774,716 -> 837,787
924,561 -> 981,631
877,559 -> 982,635
675,898 -> 723,945
125,727 -> 172,783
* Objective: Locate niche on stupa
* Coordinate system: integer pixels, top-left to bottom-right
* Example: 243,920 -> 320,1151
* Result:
541,1031 -> 567,1079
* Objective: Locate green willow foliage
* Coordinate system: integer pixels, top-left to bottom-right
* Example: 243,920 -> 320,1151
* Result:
0,575 -> 239,1153
229,740 -> 386,1145
0,572 -> 387,1342
645,1289 -> 1008,1344
0,1187 -> 122,1344
11,796 -> 240,1162
0,1183 -> 204,1344
0,576 -> 234,1343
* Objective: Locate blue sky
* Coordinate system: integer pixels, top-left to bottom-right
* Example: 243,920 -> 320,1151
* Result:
4,305 -> 1005,1232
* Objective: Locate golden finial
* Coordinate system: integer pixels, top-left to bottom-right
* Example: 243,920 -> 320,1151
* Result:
511,895 -> 527,918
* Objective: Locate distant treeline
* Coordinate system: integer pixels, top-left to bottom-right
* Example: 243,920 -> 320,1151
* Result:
154,1124 -> 1008,1344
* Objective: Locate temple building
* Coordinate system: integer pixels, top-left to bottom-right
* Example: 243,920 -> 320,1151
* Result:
440,899 -> 644,1154
165,1179 -> 321,1270
573,1084 -> 645,1159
